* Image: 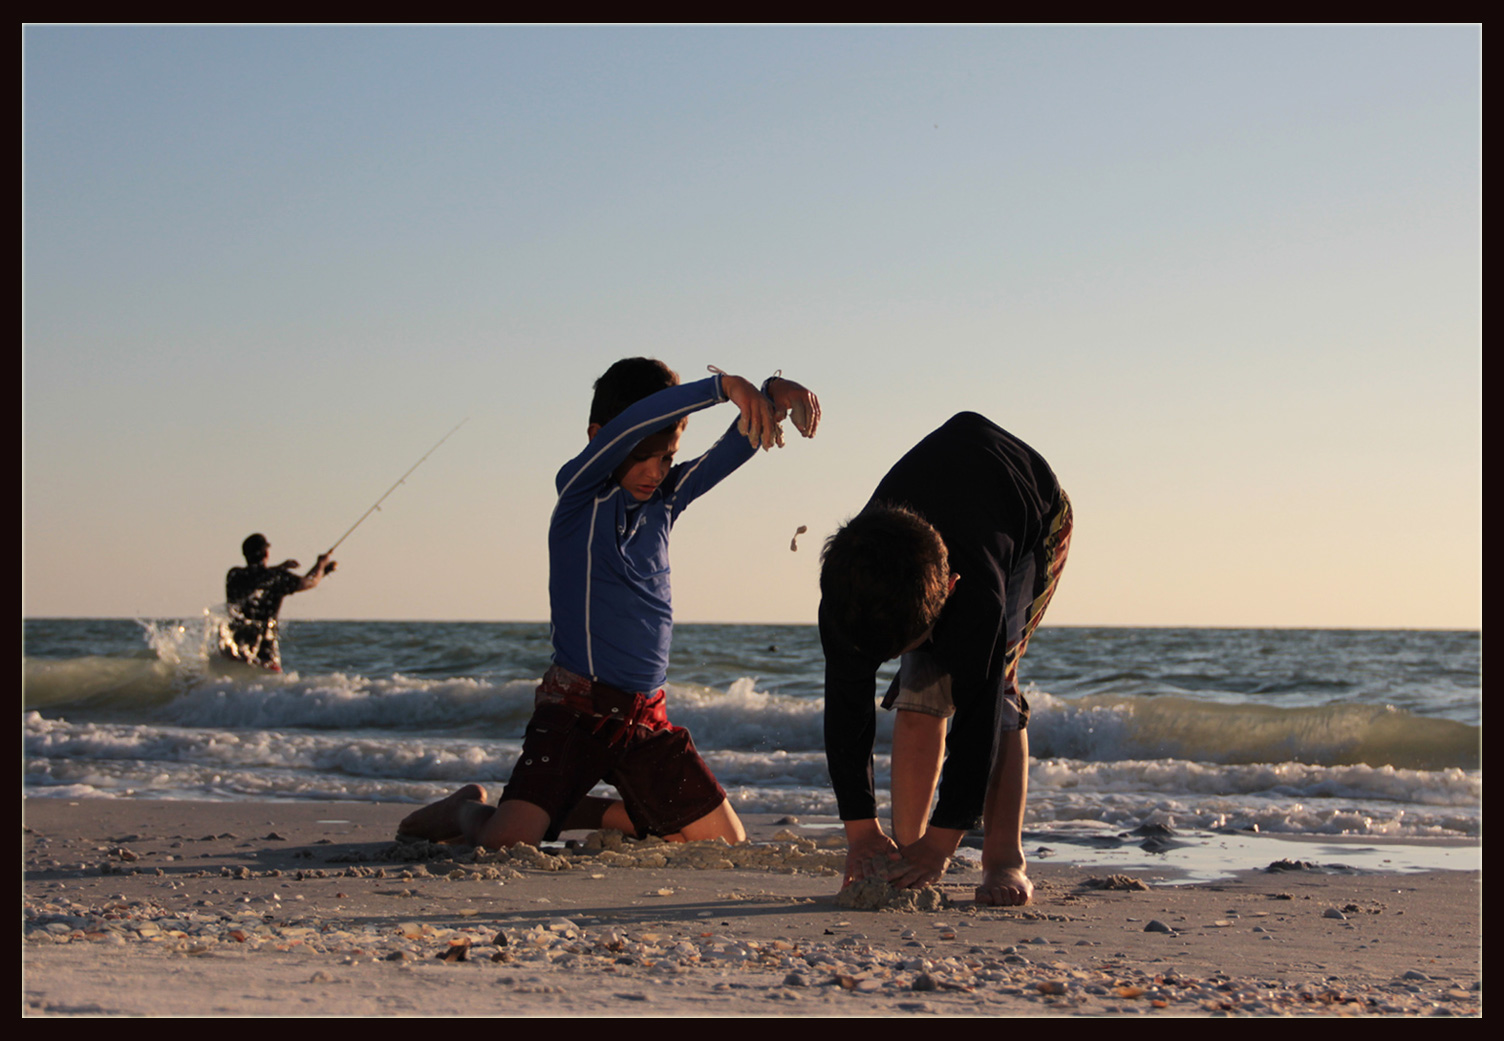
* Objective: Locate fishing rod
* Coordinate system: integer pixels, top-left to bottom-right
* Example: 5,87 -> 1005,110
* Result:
324,419 -> 468,557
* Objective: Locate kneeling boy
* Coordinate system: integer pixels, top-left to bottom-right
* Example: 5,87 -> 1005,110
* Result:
402,358 -> 819,848
819,412 -> 1070,905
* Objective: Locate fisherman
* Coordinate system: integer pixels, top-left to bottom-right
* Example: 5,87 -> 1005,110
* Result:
220,533 -> 337,671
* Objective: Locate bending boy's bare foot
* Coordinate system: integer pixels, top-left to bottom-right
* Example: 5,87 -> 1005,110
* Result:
396,784 -> 488,842
976,865 -> 1033,906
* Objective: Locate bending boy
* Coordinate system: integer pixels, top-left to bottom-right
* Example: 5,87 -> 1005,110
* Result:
402,359 -> 819,848
819,412 -> 1070,905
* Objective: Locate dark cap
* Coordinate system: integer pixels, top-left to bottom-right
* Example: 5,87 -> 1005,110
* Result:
242,533 -> 270,561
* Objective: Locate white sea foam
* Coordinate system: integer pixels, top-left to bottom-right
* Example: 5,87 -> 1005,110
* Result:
23,620 -> 1480,839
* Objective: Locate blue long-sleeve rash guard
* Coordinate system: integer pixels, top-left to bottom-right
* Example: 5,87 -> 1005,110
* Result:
548,374 -> 758,693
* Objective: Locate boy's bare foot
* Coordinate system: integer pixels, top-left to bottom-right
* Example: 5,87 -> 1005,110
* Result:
396,784 -> 488,842
976,865 -> 1032,906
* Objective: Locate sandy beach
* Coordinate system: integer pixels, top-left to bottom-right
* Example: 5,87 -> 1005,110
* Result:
23,799 -> 1480,1017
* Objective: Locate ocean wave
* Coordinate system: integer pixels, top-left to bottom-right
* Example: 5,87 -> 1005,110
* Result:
1029,692 -> 1480,771
26,657 -> 1480,773
1029,756 -> 1479,806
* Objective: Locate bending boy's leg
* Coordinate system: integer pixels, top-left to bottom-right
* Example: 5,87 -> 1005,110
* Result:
891,709 -> 945,846
887,709 -> 962,888
976,727 -> 1031,906
886,649 -> 955,857
970,492 -> 1065,905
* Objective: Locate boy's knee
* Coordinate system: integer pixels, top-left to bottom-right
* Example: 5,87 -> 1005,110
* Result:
675,800 -> 746,844
718,810 -> 748,844
475,799 -> 551,848
892,709 -> 947,752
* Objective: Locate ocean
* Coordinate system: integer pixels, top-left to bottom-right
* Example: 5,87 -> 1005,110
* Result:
23,618 -> 1480,877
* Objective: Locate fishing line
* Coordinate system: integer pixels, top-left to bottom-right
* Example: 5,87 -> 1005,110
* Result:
325,419 -> 468,556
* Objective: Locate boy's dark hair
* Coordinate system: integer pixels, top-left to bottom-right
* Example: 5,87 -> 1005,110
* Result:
590,358 -> 681,427
820,505 -> 950,661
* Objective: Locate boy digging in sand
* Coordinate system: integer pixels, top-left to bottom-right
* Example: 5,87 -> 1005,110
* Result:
401,359 -> 819,849
819,413 -> 1070,906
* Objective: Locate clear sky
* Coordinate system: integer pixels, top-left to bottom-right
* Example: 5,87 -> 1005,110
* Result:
23,25 -> 1480,628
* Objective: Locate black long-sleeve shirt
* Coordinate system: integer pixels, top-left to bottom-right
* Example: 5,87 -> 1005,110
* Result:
821,412 -> 1061,829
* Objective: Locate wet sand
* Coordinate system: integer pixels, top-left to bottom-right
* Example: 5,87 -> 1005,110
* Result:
23,799 -> 1481,1017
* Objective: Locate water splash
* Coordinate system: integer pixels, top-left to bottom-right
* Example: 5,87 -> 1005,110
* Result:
135,608 -> 237,679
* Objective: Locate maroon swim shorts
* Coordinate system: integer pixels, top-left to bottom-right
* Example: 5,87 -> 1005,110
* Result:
499,665 -> 727,839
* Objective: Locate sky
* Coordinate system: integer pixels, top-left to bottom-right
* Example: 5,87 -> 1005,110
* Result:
22,25 -> 1480,628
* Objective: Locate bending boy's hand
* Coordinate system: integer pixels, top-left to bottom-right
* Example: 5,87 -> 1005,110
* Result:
768,377 -> 820,439
888,833 -> 955,889
721,374 -> 780,451
842,820 -> 901,888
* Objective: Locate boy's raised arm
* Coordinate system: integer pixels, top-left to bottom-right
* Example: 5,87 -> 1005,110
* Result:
766,376 -> 821,439
718,373 -> 780,451
713,369 -> 821,449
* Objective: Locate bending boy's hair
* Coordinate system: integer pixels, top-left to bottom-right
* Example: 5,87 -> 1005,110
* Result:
590,357 -> 681,427
820,505 -> 950,661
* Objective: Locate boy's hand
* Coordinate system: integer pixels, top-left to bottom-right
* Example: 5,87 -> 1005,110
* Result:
842,820 -> 901,887
720,374 -> 780,451
887,833 -> 955,889
767,377 -> 820,439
